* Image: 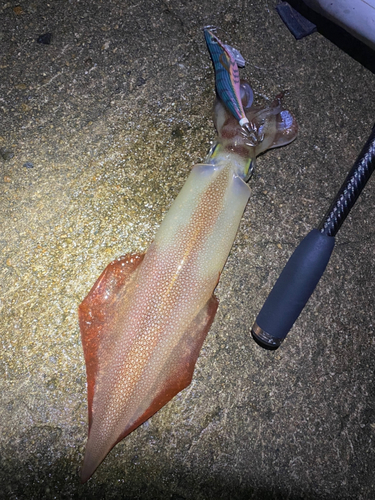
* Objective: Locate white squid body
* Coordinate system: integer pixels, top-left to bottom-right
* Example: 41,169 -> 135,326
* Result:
79,84 -> 297,481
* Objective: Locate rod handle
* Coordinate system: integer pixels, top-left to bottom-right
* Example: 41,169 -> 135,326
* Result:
252,229 -> 335,349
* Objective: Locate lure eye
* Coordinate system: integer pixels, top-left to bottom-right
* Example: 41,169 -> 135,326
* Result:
240,82 -> 254,110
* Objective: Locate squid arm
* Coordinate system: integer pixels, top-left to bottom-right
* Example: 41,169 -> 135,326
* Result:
79,81 -> 298,482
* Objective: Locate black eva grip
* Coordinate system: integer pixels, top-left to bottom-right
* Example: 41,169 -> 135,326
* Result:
256,229 -> 335,341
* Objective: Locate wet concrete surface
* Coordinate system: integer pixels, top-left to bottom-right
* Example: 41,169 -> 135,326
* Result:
1,1 -> 374,499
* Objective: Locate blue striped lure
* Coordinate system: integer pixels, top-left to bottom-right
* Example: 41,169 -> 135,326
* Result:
204,28 -> 253,131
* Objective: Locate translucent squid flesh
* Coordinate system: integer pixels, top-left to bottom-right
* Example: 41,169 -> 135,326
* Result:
79,82 -> 298,482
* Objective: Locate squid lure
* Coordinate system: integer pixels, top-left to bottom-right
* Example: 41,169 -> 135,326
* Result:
204,27 -> 257,143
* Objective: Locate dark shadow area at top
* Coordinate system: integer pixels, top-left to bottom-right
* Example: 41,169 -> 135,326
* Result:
279,0 -> 375,74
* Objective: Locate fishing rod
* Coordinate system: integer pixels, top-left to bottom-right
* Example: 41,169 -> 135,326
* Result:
252,124 -> 375,349
204,27 -> 375,350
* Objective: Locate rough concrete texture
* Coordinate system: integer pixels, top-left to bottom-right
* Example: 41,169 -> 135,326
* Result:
1,1 -> 374,499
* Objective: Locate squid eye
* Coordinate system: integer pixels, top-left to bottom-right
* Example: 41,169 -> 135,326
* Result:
240,82 -> 254,109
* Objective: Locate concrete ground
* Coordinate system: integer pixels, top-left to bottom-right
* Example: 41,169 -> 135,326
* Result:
1,1 -> 374,498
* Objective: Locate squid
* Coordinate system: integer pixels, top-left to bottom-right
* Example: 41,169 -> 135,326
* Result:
79,33 -> 298,482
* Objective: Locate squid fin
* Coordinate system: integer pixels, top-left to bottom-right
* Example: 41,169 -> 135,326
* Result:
79,253 -> 145,430
79,254 -> 218,482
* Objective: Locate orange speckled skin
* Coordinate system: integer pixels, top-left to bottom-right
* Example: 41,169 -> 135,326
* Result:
79,162 -> 249,482
79,84 -> 297,481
